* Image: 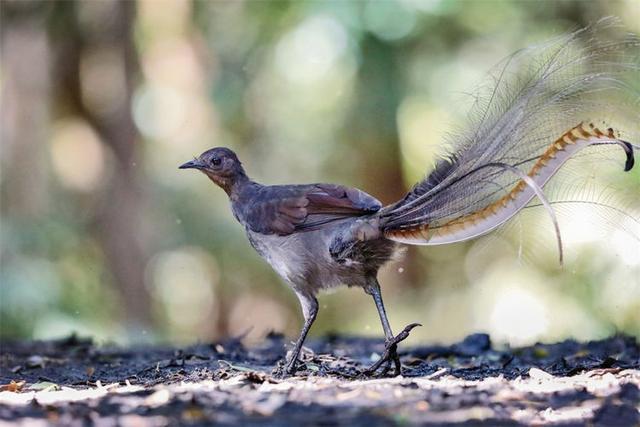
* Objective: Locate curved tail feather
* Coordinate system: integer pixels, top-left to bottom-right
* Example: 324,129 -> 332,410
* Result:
384,124 -> 634,247
380,19 -> 639,252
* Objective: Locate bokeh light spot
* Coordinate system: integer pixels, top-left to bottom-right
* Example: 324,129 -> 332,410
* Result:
489,287 -> 549,345
80,48 -> 127,118
50,119 -> 107,193
275,14 -> 348,85
363,0 -> 416,41
397,97 -> 451,183
147,247 -> 219,340
133,84 -> 187,141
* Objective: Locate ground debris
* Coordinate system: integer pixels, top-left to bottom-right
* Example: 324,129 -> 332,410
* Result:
0,334 -> 638,426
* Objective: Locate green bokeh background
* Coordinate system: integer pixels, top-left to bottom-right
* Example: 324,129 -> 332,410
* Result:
1,0 -> 639,346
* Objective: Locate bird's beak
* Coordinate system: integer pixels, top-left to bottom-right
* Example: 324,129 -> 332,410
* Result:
179,159 -> 203,170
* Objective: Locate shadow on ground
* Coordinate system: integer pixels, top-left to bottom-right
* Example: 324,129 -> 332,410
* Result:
0,334 -> 638,426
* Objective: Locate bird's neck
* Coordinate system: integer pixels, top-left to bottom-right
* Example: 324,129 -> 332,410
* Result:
209,172 -> 251,200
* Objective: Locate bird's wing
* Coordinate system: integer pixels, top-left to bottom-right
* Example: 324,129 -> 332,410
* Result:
241,184 -> 381,235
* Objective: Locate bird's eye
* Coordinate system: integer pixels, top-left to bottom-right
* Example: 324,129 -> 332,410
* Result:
212,157 -> 222,166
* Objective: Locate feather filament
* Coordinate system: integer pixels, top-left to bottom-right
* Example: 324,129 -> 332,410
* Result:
381,18 -> 639,255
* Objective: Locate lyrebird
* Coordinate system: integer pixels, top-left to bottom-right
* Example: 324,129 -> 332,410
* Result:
181,21 -> 639,376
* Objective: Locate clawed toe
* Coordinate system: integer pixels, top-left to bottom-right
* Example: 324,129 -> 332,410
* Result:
363,323 -> 421,377
272,358 -> 298,378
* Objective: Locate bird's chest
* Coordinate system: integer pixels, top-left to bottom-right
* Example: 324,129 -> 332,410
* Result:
246,230 -> 314,283
245,228 -> 359,293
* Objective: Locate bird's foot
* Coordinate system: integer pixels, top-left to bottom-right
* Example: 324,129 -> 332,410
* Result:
363,323 -> 421,377
272,356 -> 301,379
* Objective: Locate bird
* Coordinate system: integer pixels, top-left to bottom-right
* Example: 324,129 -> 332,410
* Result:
180,20 -> 639,376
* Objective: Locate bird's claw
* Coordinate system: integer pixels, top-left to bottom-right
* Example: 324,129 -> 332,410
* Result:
272,358 -> 299,378
363,323 -> 421,377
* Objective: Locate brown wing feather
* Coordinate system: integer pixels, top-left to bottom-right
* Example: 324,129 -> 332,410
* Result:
240,184 -> 381,235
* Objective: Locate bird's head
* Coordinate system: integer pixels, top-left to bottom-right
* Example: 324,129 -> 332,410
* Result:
179,147 -> 248,195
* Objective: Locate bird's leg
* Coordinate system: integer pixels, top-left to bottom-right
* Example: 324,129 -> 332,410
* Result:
363,277 -> 421,376
282,293 -> 318,376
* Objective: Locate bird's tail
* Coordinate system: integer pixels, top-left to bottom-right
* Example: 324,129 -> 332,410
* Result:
379,18 -> 640,263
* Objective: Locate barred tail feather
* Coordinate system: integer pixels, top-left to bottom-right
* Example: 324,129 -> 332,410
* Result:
384,124 -> 636,247
379,19 -> 640,251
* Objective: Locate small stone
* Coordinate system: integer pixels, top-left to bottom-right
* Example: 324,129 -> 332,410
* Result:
529,367 -> 553,380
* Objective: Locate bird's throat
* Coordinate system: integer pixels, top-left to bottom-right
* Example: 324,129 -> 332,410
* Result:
206,171 -> 249,199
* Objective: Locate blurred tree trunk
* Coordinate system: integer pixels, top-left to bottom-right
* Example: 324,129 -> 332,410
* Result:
48,0 -> 152,334
0,1 -> 51,218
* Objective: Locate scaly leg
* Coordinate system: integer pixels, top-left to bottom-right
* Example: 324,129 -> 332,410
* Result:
283,293 -> 318,375
364,277 -> 421,376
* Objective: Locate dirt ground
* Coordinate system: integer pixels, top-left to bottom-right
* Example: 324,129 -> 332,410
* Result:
0,333 -> 638,426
